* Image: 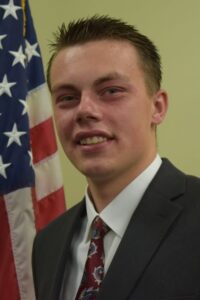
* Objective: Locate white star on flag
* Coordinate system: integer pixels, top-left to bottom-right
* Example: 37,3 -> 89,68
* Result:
19,99 -> 28,115
0,0 -> 22,20
0,74 -> 16,97
0,155 -> 11,179
4,123 -> 26,147
25,40 -> 40,62
9,45 -> 26,68
0,35 -> 7,50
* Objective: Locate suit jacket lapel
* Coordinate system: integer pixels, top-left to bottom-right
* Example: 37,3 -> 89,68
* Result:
50,200 -> 86,300
98,159 -> 186,300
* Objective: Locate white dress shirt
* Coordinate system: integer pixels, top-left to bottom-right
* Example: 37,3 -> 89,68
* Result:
60,155 -> 162,300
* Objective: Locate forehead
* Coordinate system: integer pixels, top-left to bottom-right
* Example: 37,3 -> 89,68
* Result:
50,39 -> 143,84
52,39 -> 141,66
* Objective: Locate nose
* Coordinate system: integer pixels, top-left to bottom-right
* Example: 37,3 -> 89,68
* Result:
76,92 -> 101,123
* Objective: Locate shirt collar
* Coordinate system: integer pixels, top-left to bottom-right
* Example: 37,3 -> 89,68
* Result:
84,155 -> 162,240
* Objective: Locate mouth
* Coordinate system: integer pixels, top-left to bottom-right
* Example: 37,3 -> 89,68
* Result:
79,136 -> 108,145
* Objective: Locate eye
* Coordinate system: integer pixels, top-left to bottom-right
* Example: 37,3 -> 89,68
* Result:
104,87 -> 122,95
100,86 -> 126,98
56,94 -> 79,103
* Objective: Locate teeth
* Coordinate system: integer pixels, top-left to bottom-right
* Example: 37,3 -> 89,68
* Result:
80,136 -> 107,145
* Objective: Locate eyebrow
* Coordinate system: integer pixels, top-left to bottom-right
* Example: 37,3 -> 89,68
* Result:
93,72 -> 129,87
51,72 -> 129,94
51,84 -> 77,95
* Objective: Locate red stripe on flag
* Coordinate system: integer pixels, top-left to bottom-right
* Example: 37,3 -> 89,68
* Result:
32,187 -> 66,231
0,197 -> 20,300
30,117 -> 58,164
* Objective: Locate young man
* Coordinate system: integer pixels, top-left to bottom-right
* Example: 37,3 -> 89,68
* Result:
32,16 -> 200,300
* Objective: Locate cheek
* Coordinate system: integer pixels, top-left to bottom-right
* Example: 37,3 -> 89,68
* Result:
54,110 -> 72,140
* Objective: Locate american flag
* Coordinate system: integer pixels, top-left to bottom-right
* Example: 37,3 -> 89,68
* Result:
0,0 -> 66,299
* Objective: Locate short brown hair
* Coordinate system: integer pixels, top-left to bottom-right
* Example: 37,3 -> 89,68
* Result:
47,15 -> 162,94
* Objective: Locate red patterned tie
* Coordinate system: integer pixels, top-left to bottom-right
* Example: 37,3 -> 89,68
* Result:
75,216 -> 110,300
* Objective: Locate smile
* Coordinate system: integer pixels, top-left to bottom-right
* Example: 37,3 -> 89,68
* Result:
79,136 -> 108,145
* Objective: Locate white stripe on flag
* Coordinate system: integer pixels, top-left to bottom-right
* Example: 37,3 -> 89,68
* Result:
34,152 -> 64,201
4,188 -> 36,300
28,83 -> 53,128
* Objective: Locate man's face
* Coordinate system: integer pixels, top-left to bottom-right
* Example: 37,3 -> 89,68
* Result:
50,39 -> 167,185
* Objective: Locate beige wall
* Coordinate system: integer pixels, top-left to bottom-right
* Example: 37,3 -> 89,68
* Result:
30,0 -> 200,208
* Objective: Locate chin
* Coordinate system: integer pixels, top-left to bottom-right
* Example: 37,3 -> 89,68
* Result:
79,165 -> 111,179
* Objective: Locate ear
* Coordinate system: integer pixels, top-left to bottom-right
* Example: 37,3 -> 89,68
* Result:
151,89 -> 168,125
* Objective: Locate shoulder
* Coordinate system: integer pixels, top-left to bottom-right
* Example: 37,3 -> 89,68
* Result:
184,173 -> 200,202
162,158 -> 200,206
162,158 -> 200,191
152,158 -> 200,204
34,199 -> 86,248
159,158 -> 200,187
32,201 -> 86,298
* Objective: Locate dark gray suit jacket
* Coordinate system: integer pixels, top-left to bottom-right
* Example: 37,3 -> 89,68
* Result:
32,159 -> 200,300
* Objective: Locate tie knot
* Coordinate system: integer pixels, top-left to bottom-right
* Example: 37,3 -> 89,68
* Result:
91,216 -> 110,239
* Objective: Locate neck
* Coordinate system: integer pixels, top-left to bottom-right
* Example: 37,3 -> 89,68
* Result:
87,153 -> 157,213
